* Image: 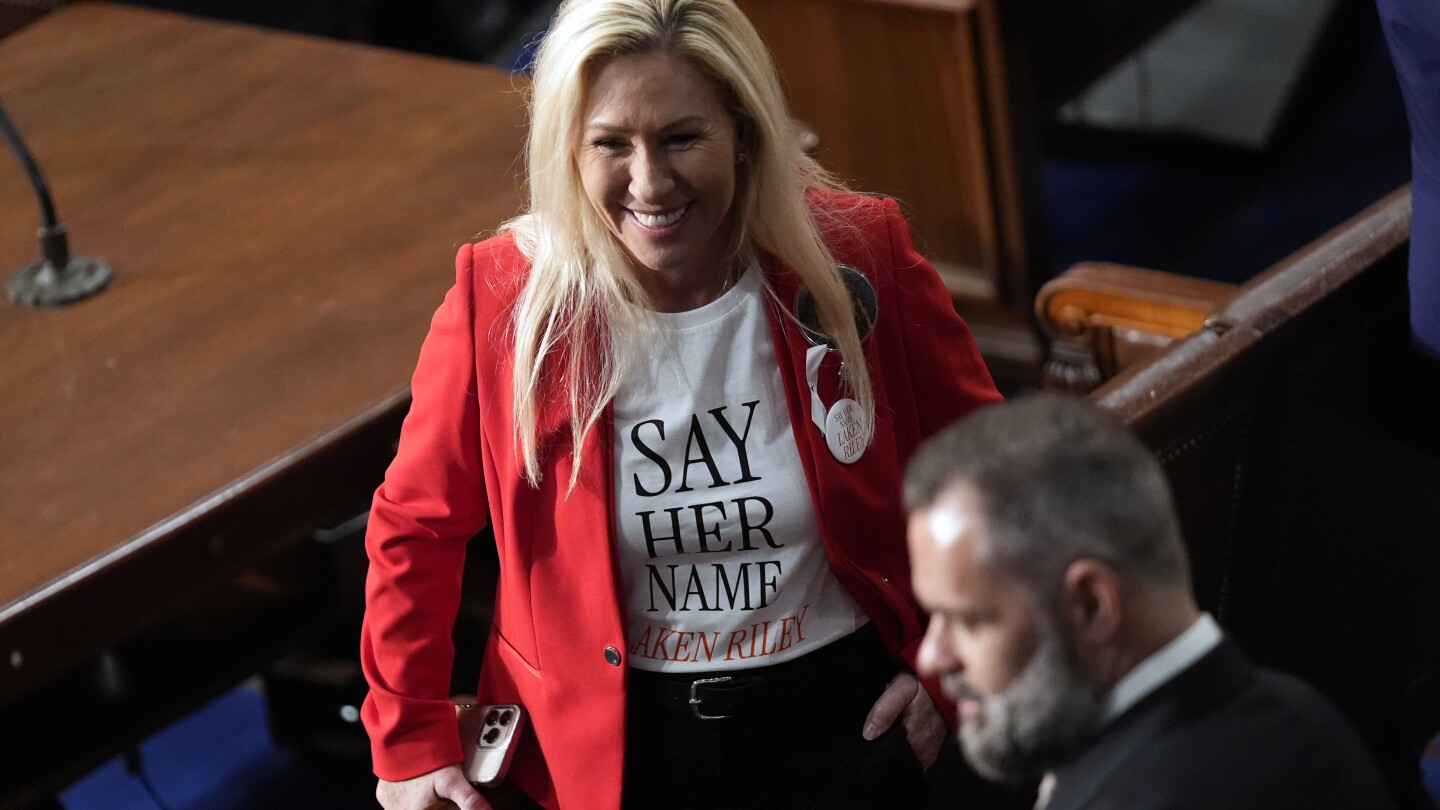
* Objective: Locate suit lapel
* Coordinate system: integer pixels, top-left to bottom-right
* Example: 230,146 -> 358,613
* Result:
524,344 -> 626,655
1043,696 -> 1176,810
1045,638 -> 1254,810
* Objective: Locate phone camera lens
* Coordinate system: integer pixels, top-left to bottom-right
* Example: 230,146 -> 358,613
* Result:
484,727 -> 501,744
485,708 -> 499,725
499,709 -> 513,725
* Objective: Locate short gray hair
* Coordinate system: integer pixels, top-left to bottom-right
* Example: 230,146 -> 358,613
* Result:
904,394 -> 1189,601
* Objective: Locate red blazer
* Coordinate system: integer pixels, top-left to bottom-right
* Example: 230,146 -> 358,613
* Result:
360,192 -> 1001,810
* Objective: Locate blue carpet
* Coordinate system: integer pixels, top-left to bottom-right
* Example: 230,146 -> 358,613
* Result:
59,684 -> 375,810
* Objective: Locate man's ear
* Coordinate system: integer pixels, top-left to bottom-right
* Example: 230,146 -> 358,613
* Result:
1059,558 -> 1123,650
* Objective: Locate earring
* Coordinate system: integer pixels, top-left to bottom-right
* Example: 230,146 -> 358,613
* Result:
736,152 -> 747,164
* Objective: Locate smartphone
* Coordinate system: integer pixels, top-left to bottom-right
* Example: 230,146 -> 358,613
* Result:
456,703 -> 525,787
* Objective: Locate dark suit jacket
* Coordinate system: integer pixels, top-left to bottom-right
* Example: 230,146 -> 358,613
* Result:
1044,637 -> 1395,810
1376,0 -> 1440,358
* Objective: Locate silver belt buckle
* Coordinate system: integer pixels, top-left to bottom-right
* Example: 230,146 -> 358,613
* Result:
689,676 -> 734,720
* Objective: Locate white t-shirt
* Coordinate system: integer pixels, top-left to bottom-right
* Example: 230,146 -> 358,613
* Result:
612,264 -> 869,673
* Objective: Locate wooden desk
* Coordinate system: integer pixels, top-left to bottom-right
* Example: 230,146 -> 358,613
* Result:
0,4 -> 526,803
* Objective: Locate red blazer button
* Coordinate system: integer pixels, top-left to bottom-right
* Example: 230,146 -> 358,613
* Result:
604,646 -> 622,666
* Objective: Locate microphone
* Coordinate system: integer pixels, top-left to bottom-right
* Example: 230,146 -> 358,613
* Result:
1,99 -> 112,307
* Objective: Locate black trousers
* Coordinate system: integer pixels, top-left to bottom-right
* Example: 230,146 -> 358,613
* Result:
621,625 -> 928,809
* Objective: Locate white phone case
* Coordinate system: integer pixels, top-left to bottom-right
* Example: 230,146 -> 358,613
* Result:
456,703 -> 525,787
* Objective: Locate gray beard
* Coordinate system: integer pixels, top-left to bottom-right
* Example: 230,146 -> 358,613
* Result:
947,619 -> 1101,783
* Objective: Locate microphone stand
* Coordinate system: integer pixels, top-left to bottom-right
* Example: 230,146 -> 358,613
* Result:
1,99 -> 112,307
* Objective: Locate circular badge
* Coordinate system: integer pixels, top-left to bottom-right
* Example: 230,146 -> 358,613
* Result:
793,265 -> 879,349
824,398 -> 867,464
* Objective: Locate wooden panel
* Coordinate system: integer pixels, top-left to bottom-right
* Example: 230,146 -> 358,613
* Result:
737,0 -> 1003,297
0,2 -> 528,700
733,0 -> 1210,390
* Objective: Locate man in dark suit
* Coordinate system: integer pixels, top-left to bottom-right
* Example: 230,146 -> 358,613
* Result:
902,394 -> 1396,809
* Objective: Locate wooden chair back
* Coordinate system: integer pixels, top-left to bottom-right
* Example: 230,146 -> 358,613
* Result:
1038,188 -> 1417,390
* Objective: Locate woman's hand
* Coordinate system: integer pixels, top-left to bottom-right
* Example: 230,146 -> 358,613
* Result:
376,765 -> 491,810
862,671 -> 947,769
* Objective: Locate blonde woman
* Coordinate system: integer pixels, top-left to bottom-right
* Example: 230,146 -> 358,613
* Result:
360,1 -> 1001,808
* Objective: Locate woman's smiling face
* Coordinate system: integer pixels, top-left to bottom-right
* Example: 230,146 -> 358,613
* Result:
577,51 -> 741,311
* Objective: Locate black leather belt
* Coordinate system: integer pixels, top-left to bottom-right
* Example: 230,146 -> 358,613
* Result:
627,623 -> 887,721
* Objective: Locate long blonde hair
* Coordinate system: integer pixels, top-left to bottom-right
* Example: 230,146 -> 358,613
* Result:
503,0 -> 875,486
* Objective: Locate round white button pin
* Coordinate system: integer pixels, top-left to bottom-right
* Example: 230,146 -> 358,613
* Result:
824,398 -> 866,464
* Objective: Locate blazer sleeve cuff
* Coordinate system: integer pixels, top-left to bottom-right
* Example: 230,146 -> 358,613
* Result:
363,690 -> 465,782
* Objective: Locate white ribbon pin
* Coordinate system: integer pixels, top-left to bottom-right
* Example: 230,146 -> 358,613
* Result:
796,265 -> 877,465
806,344 -> 867,464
